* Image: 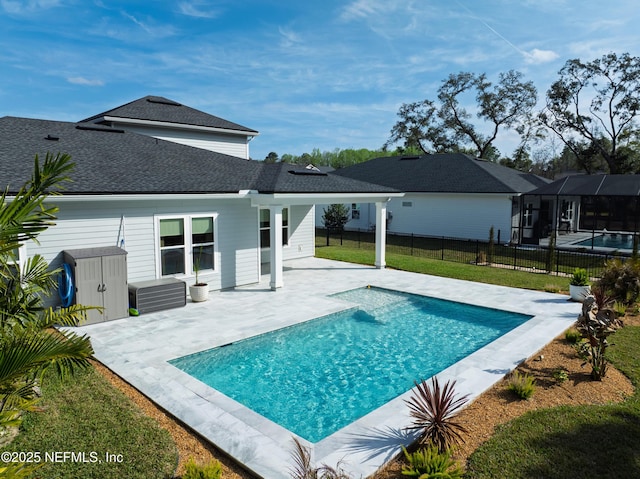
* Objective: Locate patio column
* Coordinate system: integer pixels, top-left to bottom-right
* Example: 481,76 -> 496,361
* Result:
375,201 -> 387,269
269,205 -> 284,290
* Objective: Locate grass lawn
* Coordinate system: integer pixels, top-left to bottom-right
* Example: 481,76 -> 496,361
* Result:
464,325 -> 640,479
315,245 -> 568,292
2,364 -> 178,479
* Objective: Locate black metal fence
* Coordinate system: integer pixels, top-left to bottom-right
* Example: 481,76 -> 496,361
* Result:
316,228 -> 624,279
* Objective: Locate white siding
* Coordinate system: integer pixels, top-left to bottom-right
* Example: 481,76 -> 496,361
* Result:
387,193 -> 513,241
113,124 -> 251,159
28,198 -> 261,305
285,205 -> 315,260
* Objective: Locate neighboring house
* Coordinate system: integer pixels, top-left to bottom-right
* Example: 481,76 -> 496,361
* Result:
0,97 -> 400,310
519,174 -> 640,245
316,153 -> 549,243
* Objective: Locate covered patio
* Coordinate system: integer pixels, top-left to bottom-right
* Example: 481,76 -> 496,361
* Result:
77,258 -> 579,478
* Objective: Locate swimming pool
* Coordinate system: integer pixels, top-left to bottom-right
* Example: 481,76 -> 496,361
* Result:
573,234 -> 634,250
169,286 -> 532,442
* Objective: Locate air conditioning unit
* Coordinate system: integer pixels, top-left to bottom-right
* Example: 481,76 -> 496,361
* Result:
128,278 -> 186,314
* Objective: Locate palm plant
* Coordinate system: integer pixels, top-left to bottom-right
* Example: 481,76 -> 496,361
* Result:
405,377 -> 469,452
0,153 -> 94,432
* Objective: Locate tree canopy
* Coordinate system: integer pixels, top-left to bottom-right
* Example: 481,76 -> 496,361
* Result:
385,70 -> 538,160
540,52 -> 640,174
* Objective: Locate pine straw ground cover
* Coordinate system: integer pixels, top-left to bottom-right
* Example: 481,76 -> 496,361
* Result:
96,316 -> 639,479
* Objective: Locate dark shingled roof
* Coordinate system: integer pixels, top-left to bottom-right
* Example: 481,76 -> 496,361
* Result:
0,116 -> 396,196
80,96 -> 259,134
332,153 -> 549,194
527,174 -> 640,197
255,163 -> 398,194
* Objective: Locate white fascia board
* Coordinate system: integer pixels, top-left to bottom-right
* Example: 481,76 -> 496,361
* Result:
99,116 -> 259,138
250,192 -> 404,207
41,192 -> 253,202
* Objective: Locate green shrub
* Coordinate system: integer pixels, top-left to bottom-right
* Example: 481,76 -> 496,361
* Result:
507,371 -> 536,399
565,328 -> 581,344
183,457 -> 222,479
570,268 -> 589,286
552,368 -> 569,383
401,445 -> 463,478
596,258 -> 640,305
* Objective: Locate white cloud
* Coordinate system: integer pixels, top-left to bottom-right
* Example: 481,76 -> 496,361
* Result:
67,77 -> 104,86
525,48 -> 559,64
178,1 -> 220,19
1,0 -> 60,14
278,26 -> 303,48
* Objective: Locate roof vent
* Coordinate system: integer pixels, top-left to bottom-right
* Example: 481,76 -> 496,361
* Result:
146,97 -> 182,106
400,155 -> 420,160
288,169 -> 328,176
75,124 -> 125,133
45,134 -> 59,141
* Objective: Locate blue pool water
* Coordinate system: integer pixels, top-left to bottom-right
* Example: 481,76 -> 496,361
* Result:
574,234 -> 633,250
169,287 -> 532,443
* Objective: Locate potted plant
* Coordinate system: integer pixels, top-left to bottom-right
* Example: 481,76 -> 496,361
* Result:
569,268 -> 591,302
189,249 -> 209,302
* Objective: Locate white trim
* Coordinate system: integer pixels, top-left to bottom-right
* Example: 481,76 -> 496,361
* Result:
251,192 -> 403,207
45,193 -> 252,203
99,116 -> 259,138
153,213 -> 219,279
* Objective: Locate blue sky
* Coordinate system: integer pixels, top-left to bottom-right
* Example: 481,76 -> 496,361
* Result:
1,0 -> 638,161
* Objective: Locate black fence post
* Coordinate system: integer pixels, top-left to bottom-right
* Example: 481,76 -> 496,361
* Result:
326,228 -> 329,246
513,244 -> 517,270
556,248 -> 560,276
441,236 -> 445,261
411,233 -> 414,256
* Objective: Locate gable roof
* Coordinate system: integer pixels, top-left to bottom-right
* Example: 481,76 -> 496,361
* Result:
527,174 -> 640,197
332,153 -> 549,194
81,96 -> 259,135
0,116 -> 396,196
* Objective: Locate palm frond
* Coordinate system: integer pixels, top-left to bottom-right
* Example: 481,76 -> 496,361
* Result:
0,328 -> 93,389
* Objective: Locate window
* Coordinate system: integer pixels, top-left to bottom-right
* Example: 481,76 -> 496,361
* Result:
158,214 -> 216,277
523,203 -> 533,228
260,208 -> 289,248
351,203 -> 360,220
402,201 -> 413,207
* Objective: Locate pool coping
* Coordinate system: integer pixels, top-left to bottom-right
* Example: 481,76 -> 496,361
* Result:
74,257 -> 580,478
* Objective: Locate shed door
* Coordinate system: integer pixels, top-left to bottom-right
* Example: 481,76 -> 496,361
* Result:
101,254 -> 129,321
75,257 -> 104,325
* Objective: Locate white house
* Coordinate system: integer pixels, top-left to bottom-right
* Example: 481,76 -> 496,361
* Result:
317,153 -> 549,243
0,97 -> 401,316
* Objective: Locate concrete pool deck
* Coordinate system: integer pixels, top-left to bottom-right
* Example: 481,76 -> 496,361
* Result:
76,257 -> 581,478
